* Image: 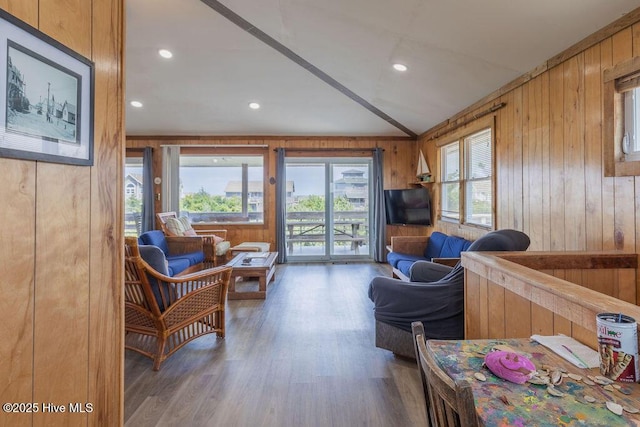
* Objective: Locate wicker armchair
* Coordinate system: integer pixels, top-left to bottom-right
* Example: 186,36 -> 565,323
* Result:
124,237 -> 232,370
156,211 -> 231,266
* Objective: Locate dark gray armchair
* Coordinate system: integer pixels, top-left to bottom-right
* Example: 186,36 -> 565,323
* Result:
368,229 -> 530,358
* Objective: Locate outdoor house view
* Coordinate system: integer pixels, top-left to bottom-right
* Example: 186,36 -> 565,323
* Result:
7,43 -> 79,143
284,159 -> 371,260
126,155 -> 372,260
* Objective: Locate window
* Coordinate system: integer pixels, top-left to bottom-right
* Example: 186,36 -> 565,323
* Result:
124,154 -> 143,236
440,127 -> 493,228
178,153 -> 264,224
623,86 -> 640,161
441,143 -> 460,221
464,129 -> 492,226
604,57 -> 640,176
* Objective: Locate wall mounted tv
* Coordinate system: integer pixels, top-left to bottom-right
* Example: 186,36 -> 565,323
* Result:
384,187 -> 432,226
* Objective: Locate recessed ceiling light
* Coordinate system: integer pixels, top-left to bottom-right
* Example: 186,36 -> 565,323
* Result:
393,63 -> 408,72
158,49 -> 173,59
248,102 -> 260,110
130,101 -> 143,108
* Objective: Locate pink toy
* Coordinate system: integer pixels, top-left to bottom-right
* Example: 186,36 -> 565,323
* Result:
484,350 -> 536,384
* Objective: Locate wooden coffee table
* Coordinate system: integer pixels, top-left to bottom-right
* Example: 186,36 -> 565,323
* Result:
225,252 -> 278,299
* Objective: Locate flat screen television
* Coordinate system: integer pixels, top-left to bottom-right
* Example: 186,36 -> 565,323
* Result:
384,187 -> 432,226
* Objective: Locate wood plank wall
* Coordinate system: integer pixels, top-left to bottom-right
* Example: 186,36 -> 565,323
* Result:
0,2 -> 124,426
420,10 -> 640,249
126,137 -> 421,247
463,251 -> 640,350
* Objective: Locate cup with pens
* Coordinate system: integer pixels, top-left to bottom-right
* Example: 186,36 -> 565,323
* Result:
596,313 -> 639,382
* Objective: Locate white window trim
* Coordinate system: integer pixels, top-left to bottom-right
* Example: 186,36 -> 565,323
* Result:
440,141 -> 461,222
604,56 -> 640,176
162,148 -> 266,224
463,128 -> 493,227
436,116 -> 495,229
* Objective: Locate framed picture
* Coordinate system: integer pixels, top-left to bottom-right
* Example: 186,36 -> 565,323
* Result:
0,9 -> 94,166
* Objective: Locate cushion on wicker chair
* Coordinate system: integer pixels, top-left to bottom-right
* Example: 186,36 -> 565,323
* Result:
215,240 -> 231,256
178,216 -> 198,236
139,230 -> 170,254
138,245 -> 173,311
165,217 -> 186,236
181,216 -> 224,244
167,251 -> 205,266
138,230 -> 205,275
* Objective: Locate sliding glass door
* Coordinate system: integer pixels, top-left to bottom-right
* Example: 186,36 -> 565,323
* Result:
285,157 -> 372,261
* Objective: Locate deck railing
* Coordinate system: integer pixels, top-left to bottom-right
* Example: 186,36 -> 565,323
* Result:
285,211 -> 369,255
125,212 -> 141,236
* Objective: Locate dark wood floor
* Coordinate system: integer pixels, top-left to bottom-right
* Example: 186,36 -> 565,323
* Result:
124,262 -> 427,426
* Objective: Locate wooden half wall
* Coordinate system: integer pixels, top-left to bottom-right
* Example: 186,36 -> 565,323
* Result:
0,2 -> 124,426
126,136 -> 420,247
463,251 -> 640,350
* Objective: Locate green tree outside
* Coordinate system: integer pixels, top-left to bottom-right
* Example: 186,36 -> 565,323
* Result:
288,194 -> 354,212
180,187 -> 242,212
126,194 -> 142,213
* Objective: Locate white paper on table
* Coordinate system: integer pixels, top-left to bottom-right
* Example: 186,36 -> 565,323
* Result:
530,334 -> 600,368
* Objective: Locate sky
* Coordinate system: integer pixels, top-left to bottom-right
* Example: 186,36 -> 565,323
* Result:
9,45 -> 78,107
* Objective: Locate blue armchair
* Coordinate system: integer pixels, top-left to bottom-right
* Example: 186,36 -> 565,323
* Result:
138,230 -> 208,276
369,229 -> 530,358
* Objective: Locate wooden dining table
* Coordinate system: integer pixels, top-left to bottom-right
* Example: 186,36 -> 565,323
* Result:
427,338 -> 640,426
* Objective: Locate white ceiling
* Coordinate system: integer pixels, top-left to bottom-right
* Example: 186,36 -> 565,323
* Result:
126,0 -> 640,138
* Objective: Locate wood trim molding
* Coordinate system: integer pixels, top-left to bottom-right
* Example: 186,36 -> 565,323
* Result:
498,251 -> 638,270
127,135 -> 415,142
604,56 -> 640,83
434,115 -> 495,147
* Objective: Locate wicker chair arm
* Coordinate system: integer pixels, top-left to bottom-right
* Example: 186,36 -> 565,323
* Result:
199,235 -> 221,263
141,264 -> 231,313
141,262 -> 230,283
194,229 -> 228,240
160,267 -> 231,324
169,265 -> 231,282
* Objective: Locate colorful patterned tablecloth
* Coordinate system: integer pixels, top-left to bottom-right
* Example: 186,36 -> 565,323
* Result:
427,338 -> 640,427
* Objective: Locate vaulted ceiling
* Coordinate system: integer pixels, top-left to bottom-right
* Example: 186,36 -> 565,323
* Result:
126,0 -> 640,137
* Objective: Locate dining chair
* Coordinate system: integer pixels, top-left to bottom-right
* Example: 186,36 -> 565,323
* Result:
413,322 -> 479,427
412,321 -> 433,427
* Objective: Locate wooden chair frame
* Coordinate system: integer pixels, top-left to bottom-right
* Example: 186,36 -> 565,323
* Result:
156,211 -> 230,266
412,321 -> 433,427
413,322 -> 478,427
124,237 -> 232,370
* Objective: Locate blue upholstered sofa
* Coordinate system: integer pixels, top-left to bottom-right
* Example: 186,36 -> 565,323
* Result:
138,230 -> 205,276
386,231 -> 473,280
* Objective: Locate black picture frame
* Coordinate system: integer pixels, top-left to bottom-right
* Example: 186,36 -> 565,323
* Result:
0,9 -> 94,166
